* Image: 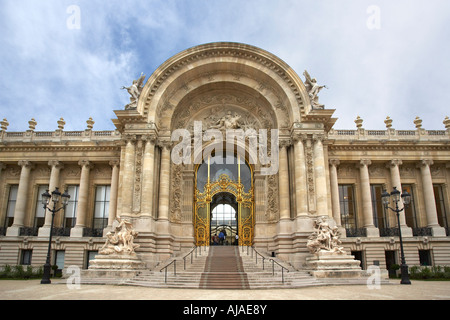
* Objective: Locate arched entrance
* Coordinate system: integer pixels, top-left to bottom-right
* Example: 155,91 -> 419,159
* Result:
194,152 -> 254,246
210,194 -> 238,245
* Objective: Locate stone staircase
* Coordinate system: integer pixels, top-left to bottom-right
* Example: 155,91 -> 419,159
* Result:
123,246 -> 322,289
74,246 -> 391,289
238,247 -> 321,289
199,246 -> 249,289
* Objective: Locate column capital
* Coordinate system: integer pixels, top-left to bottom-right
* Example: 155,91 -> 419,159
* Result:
291,132 -> 307,143
157,138 -> 172,150
417,159 -> 433,168
387,159 -> 402,168
109,159 -> 120,168
312,133 -> 325,143
18,160 -> 35,169
123,134 -> 137,144
78,159 -> 94,169
278,138 -> 291,149
48,160 -> 64,170
142,133 -> 157,143
358,159 -> 372,167
0,162 -> 6,171
329,159 -> 340,167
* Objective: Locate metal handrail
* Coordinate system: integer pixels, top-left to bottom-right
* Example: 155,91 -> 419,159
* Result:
182,245 -> 202,270
246,246 -> 290,283
160,245 -> 207,283
160,259 -> 176,283
253,247 -> 266,270
268,258 -> 289,283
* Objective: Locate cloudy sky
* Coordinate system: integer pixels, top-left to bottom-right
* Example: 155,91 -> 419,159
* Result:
0,0 -> 449,132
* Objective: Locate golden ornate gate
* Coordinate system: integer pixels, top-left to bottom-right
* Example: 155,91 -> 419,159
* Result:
194,158 -> 254,246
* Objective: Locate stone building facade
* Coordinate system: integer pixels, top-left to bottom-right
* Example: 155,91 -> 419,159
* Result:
0,43 -> 449,273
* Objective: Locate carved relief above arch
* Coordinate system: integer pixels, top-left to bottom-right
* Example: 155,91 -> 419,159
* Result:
170,83 -> 278,132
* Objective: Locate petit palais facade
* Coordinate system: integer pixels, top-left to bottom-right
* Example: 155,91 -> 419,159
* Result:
0,43 -> 449,282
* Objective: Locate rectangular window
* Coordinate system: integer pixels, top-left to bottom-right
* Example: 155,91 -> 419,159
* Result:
21,250 -> 32,265
93,185 -> 110,230
419,250 -> 432,266
55,250 -> 65,271
5,185 -> 18,228
338,185 -> 357,229
64,185 -> 79,228
385,250 -> 397,277
86,250 -> 98,269
351,250 -> 365,269
370,184 -> 387,228
402,184 -> 418,228
434,184 -> 449,228
34,185 -> 49,228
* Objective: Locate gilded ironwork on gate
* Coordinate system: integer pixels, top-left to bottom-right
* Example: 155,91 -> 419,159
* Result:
194,173 -> 254,246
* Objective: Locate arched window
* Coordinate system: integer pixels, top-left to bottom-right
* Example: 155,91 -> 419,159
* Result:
211,204 -> 237,228
196,153 -> 251,192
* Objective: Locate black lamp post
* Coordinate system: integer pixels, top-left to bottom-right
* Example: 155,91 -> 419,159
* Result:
40,187 -> 70,284
381,186 -> 412,285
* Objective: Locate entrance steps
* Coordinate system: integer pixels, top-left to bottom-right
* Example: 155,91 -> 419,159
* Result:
199,246 -> 249,289
74,246 -> 391,288
123,246 -> 324,289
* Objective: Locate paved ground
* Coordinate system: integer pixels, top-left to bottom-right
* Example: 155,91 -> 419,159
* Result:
0,279 -> 449,300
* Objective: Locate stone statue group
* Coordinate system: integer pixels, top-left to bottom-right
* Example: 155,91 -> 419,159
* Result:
99,217 -> 140,255
307,217 -> 346,254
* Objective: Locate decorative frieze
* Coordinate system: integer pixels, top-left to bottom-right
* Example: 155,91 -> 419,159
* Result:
170,163 -> 183,222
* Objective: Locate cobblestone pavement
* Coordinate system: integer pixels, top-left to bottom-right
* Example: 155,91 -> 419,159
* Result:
0,279 -> 449,300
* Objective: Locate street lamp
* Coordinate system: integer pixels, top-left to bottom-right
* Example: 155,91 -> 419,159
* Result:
40,187 -> 70,284
381,186 -> 412,285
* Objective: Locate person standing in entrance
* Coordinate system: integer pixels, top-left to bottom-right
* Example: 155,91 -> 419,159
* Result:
219,230 -> 225,245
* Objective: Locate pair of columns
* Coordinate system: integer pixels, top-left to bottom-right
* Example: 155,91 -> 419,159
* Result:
71,159 -> 120,237
278,134 -> 328,223
329,158 -> 446,237
5,159 -> 120,237
121,136 -> 171,232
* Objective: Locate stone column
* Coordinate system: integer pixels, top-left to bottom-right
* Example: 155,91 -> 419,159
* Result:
278,140 -> 291,220
313,134 -> 329,216
329,159 -> 346,238
387,159 -> 412,237
104,160 -> 120,235
329,159 -> 341,226
38,160 -> 64,237
71,160 -> 93,237
293,133 -> 308,216
277,140 -> 291,235
7,161 -> 34,236
418,159 -> 446,236
141,135 -> 156,217
157,140 -> 171,234
358,159 -> 379,237
121,136 -> 136,216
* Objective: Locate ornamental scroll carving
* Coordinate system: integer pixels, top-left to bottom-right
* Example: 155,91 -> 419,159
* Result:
266,174 -> 279,221
170,163 -> 184,222
307,217 -> 346,254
